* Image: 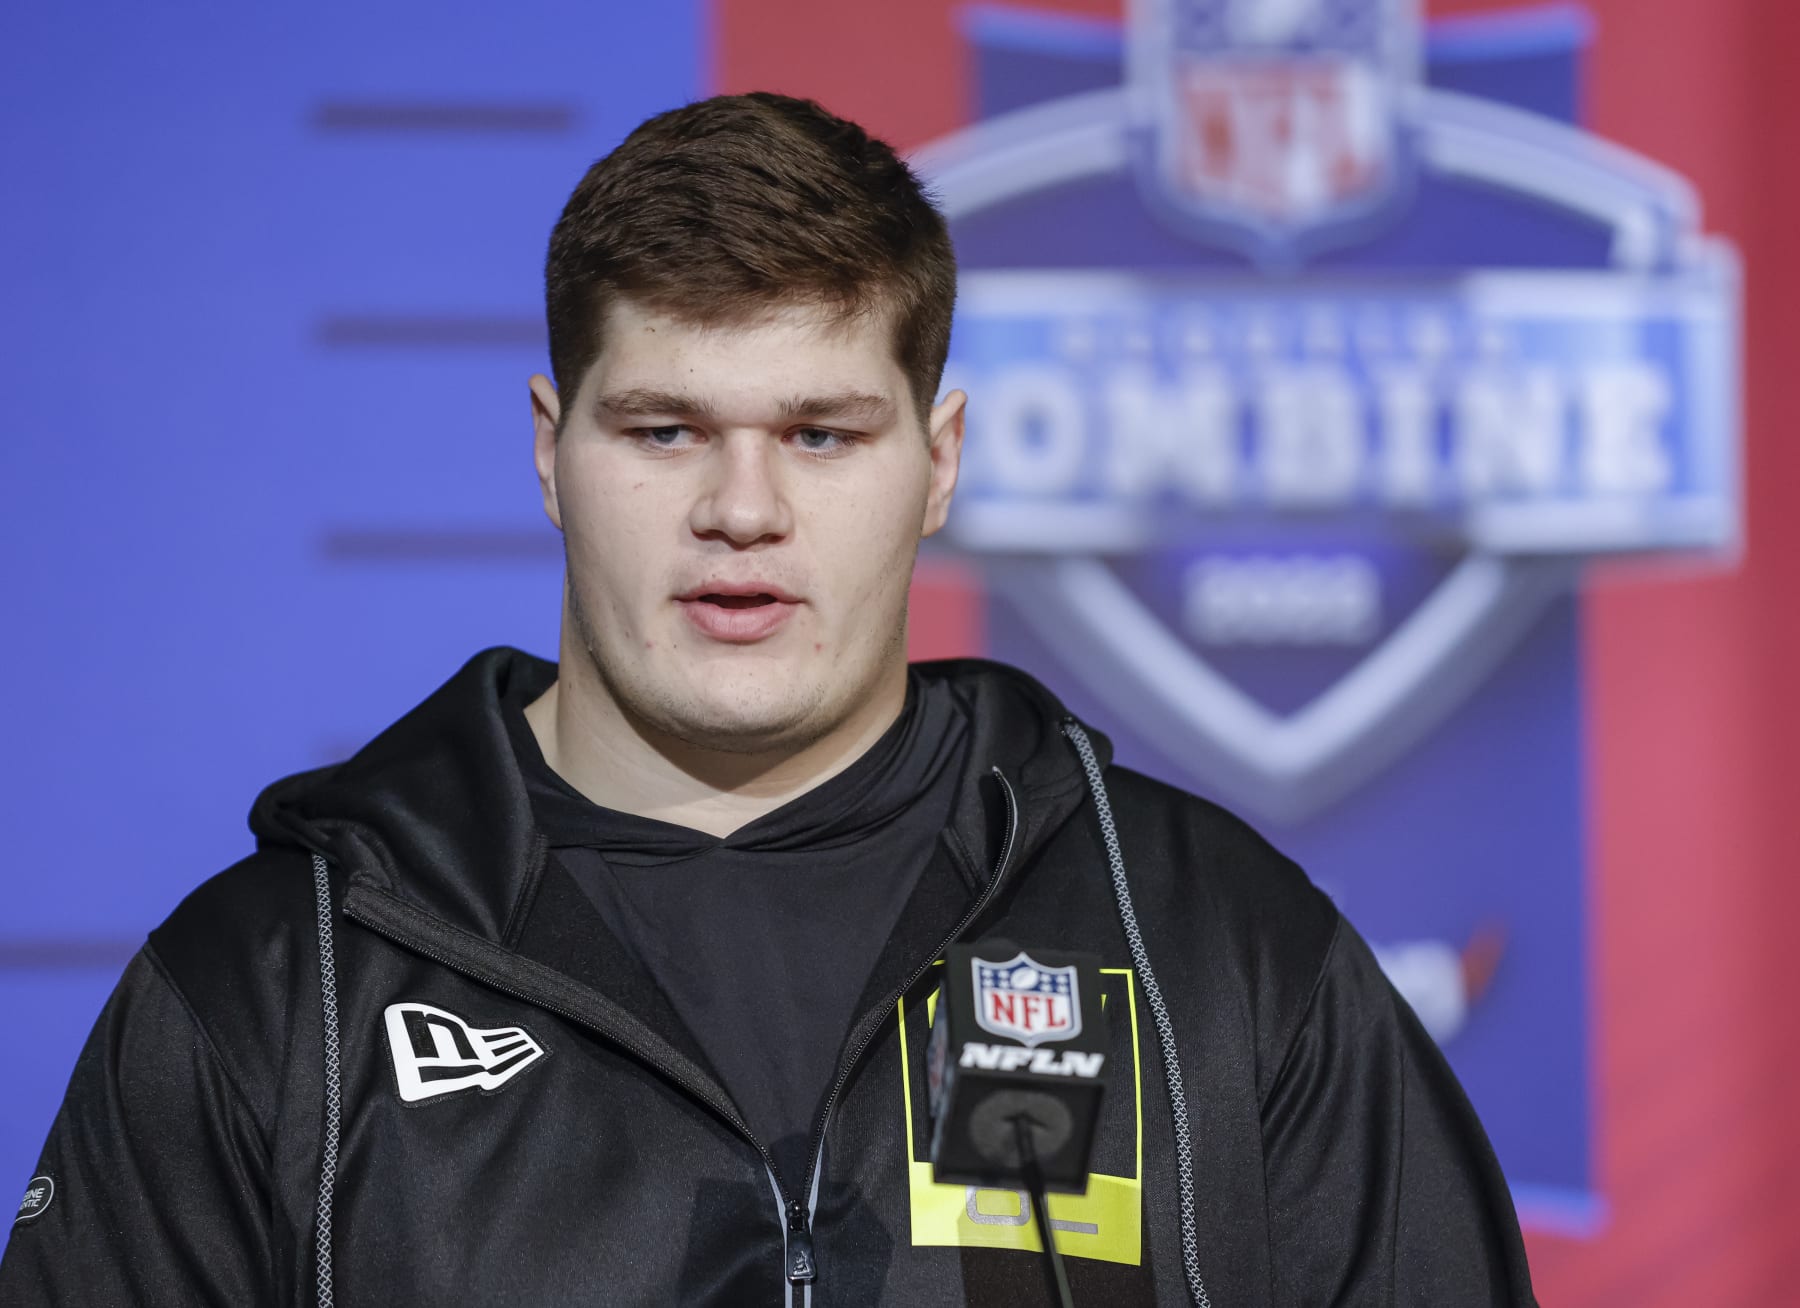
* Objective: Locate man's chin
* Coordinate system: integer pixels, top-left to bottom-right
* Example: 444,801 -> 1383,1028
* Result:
658,704 -> 824,757
638,675 -> 830,756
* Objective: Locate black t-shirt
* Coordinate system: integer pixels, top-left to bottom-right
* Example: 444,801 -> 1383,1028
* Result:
506,673 -> 970,1186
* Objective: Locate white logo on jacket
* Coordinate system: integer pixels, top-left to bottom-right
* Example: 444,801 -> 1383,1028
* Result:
383,1002 -> 547,1103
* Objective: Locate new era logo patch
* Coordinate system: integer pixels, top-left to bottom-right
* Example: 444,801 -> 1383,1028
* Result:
383,1002 -> 547,1104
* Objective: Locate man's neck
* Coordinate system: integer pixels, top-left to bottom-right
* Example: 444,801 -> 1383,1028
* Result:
522,656 -> 908,839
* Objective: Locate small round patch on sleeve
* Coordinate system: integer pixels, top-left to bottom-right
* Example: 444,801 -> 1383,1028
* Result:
15,1175 -> 54,1225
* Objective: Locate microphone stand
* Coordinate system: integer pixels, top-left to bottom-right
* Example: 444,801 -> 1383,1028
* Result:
1011,1113 -> 1076,1308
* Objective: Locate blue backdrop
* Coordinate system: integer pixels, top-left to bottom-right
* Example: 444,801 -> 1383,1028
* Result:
0,1 -> 701,1256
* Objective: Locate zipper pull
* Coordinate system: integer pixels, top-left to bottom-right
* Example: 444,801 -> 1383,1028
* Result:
785,1199 -> 817,1285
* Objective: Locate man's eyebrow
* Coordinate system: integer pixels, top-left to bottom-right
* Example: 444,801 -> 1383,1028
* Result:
593,389 -> 718,420
775,391 -> 897,425
594,388 -> 899,426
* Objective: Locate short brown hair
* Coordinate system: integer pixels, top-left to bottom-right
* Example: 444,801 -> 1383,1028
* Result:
545,93 -> 956,427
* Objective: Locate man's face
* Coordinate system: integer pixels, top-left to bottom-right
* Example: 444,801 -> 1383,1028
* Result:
530,297 -> 964,754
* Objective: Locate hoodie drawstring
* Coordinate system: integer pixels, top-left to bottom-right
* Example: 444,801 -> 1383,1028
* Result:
311,852 -> 342,1308
1062,722 -> 1212,1308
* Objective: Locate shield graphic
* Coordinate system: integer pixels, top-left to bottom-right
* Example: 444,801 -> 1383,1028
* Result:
973,952 -> 1084,1048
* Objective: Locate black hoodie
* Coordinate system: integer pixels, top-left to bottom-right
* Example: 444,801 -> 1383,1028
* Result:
0,648 -> 1536,1307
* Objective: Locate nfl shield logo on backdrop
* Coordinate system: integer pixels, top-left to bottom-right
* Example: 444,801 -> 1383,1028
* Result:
973,953 -> 1083,1048
1129,0 -> 1419,259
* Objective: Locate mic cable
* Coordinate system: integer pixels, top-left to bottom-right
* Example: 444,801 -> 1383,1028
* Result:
1012,1110 -> 1076,1308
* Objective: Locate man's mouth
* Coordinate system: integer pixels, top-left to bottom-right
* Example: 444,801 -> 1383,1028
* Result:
675,584 -> 802,643
677,581 -> 802,606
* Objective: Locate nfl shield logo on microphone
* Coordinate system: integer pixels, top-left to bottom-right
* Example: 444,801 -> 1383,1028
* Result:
972,952 -> 1084,1048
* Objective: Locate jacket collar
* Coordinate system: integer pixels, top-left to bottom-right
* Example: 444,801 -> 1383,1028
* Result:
251,646 -> 1109,944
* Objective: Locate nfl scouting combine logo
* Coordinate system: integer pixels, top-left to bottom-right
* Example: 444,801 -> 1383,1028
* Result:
917,0 -> 1738,823
973,953 -> 1083,1047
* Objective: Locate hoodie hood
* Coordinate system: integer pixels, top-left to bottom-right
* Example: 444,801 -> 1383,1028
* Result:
250,646 -> 1110,944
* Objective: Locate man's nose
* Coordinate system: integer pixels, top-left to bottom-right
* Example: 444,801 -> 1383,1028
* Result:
688,436 -> 793,546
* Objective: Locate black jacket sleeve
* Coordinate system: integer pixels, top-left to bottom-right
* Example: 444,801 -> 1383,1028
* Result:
0,949 -> 276,1307
1261,916 -> 1538,1307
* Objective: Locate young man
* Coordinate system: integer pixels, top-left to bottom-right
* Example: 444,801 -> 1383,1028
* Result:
1,94 -> 1536,1306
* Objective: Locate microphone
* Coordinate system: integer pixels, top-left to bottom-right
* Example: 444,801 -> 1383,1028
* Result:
928,942 -> 1108,1306
927,940 -> 1109,1190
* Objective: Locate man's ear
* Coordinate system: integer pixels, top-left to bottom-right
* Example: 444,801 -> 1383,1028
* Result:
529,374 -> 563,531
921,388 -> 967,539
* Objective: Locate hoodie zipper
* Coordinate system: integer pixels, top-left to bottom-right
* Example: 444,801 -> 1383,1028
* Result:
780,766 -> 1022,1287
340,766 -> 1022,1298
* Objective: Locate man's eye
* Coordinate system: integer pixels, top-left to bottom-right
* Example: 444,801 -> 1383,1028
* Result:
635,426 -> 694,447
792,428 -> 849,453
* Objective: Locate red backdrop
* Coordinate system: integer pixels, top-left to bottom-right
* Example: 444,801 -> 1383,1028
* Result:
715,0 -> 1800,1301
